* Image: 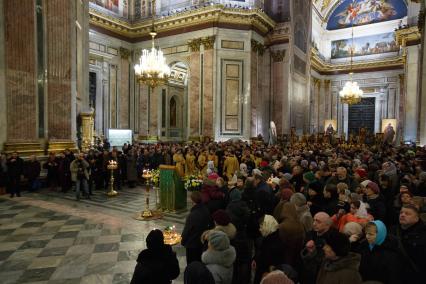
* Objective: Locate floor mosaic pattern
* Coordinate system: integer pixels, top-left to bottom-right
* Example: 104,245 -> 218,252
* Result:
0,188 -> 187,284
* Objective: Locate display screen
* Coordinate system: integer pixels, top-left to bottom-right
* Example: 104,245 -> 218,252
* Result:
108,129 -> 133,147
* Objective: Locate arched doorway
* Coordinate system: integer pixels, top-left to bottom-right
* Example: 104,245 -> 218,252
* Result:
159,61 -> 188,141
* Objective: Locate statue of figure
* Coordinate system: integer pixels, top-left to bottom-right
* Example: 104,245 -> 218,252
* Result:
383,123 -> 396,144
269,121 -> 277,146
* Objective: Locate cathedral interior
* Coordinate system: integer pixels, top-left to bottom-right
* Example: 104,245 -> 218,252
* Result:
0,0 -> 425,153
1,1 -> 426,284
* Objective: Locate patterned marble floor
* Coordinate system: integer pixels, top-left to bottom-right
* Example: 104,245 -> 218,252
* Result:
0,189 -> 187,284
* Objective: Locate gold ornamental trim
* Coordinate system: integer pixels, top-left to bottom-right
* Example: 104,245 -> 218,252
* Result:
3,142 -> 44,156
311,48 -> 404,74
395,26 -> 421,46
251,39 -> 265,56
89,5 -> 275,39
47,141 -> 78,153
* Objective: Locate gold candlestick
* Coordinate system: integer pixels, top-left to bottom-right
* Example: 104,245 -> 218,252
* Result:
141,170 -> 153,217
106,160 -> 118,197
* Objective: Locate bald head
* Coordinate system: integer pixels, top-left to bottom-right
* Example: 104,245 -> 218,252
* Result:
313,212 -> 332,235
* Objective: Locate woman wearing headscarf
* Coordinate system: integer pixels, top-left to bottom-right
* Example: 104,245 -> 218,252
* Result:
130,229 -> 180,284
357,220 -> 402,284
253,215 -> 286,284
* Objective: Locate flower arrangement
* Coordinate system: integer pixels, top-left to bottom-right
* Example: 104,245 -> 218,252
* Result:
183,174 -> 203,191
151,169 -> 160,186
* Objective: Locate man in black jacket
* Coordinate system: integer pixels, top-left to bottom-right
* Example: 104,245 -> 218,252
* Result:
181,191 -> 213,264
394,205 -> 426,284
7,152 -> 24,197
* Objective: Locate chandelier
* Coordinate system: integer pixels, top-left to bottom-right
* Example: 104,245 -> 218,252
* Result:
134,0 -> 170,89
339,15 -> 363,105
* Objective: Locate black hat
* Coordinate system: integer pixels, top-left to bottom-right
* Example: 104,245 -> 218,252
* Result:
325,231 -> 350,257
146,229 -> 164,250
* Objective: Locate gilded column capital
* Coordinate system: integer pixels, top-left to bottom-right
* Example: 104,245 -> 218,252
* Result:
119,47 -> 130,59
313,77 -> 321,87
398,74 -> 405,83
202,36 -> 216,50
188,38 -> 203,52
251,39 -> 265,56
271,50 -> 285,62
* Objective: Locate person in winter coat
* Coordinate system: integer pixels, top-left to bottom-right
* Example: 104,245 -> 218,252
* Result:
365,181 -> 387,221
0,152 -> 7,195
322,183 -> 339,216
253,215 -> 287,284
126,149 -> 138,188
273,188 -> 294,223
202,231 -> 236,284
226,189 -> 251,284
290,192 -> 313,233
130,229 -> 180,284
70,153 -> 90,200
333,200 -> 373,232
393,204 -> 426,284
201,209 -> 237,244
358,220 -> 402,284
44,152 -> 59,191
300,212 -> 337,284
7,151 -> 24,197
25,155 -> 41,191
184,261 -> 215,284
342,222 -> 363,252
182,191 -> 213,264
278,203 -> 305,268
316,231 -> 362,284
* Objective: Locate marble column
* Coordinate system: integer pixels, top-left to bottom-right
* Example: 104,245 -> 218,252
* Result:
404,45 -> 420,142
202,37 -> 215,138
119,47 -> 130,129
398,74 -> 406,144
271,50 -> 287,135
419,5 -> 426,146
0,0 -> 6,149
2,0 -> 43,155
250,47 -> 258,138
138,84 -> 149,136
188,39 -> 201,138
149,87 -> 158,137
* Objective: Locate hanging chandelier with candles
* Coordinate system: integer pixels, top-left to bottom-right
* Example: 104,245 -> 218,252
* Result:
339,10 -> 363,105
134,0 -> 170,89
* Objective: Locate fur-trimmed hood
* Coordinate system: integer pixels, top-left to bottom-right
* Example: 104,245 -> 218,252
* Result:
202,246 -> 236,268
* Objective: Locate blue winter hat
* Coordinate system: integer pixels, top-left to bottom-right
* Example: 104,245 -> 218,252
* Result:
368,220 -> 387,251
208,231 -> 230,251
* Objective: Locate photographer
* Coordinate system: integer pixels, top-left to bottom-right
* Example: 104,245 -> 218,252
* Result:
70,153 -> 90,200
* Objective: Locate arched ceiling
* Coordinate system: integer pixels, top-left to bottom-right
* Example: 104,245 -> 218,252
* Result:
314,0 -> 408,30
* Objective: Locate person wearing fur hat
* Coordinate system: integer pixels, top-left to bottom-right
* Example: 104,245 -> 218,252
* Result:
365,181 -> 386,221
315,231 -> 362,284
357,220 -> 402,284
202,231 -> 236,284
253,215 -> 287,284
130,229 -> 180,284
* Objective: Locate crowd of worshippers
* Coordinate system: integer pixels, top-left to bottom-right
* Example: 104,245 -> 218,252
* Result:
2,140 -> 426,283
126,141 -> 426,284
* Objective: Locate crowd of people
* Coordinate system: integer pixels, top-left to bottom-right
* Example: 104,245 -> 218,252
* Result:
1,139 -> 426,283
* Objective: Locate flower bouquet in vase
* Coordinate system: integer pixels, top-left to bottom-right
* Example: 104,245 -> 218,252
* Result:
183,174 -> 203,191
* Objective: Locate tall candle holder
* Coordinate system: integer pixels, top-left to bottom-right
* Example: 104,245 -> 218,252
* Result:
106,160 -> 118,197
141,169 -> 153,217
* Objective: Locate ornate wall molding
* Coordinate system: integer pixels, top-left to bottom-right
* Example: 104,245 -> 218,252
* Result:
311,48 -> 404,75
270,50 -> 286,62
188,38 -> 203,52
119,47 -> 130,59
89,5 -> 275,41
251,39 -> 265,56
395,26 -> 421,46
202,36 -> 216,50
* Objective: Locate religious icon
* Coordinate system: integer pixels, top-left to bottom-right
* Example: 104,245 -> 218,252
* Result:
382,119 -> 397,144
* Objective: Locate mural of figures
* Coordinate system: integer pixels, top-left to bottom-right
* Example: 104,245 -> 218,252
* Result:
331,32 -> 398,59
90,0 -> 128,17
327,0 -> 407,30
